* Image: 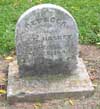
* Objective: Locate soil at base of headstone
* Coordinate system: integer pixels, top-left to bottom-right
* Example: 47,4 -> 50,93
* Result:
0,45 -> 100,109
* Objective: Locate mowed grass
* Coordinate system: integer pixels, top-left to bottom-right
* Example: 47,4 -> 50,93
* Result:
0,0 -> 100,54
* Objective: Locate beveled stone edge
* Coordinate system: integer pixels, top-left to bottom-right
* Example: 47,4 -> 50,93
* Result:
7,58 -> 94,103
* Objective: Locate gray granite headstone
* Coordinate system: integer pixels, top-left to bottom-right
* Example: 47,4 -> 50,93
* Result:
7,4 -> 94,103
16,4 -> 79,76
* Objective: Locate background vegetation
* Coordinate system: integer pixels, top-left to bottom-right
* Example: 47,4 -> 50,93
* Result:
0,0 -> 100,54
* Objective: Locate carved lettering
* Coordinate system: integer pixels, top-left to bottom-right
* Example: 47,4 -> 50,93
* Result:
29,17 -> 69,26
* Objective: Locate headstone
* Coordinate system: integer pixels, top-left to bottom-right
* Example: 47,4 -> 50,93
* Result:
7,4 -> 94,103
15,4 -> 78,76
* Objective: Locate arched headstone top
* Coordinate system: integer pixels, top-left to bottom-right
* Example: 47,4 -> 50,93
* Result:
17,4 -> 78,25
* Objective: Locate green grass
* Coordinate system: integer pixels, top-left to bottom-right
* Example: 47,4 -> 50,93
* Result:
0,0 -> 100,54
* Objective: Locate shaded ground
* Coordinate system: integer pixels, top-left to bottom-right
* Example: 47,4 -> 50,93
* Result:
0,45 -> 100,109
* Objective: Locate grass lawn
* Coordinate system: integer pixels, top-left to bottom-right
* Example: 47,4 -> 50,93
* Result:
0,0 -> 100,54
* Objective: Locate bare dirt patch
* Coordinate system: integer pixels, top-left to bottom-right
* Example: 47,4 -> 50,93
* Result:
0,45 -> 100,109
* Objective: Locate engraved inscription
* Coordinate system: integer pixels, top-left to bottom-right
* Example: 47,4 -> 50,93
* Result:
23,34 -> 72,59
30,17 -> 61,25
26,16 -> 70,28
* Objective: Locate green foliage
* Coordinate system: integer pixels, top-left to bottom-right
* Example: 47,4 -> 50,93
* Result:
0,0 -> 100,54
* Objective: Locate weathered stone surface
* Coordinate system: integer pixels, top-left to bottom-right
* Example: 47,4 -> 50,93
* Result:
7,4 -> 94,103
7,58 -> 94,103
16,4 -> 79,76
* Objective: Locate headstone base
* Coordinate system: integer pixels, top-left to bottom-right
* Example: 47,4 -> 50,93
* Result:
7,58 -> 94,103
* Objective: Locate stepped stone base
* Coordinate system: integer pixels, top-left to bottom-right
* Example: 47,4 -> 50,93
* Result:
7,58 -> 94,103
